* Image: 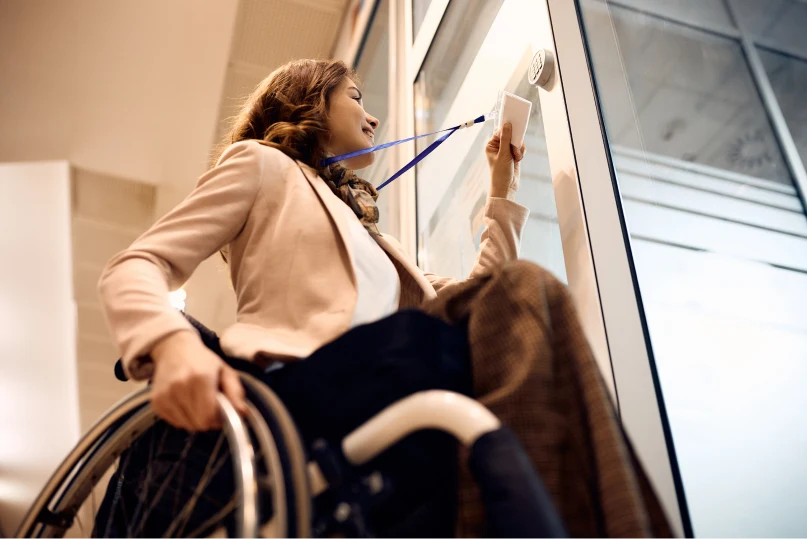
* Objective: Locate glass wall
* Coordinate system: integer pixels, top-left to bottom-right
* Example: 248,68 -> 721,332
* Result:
414,0 -> 501,148
348,0 -> 807,533
354,0 -> 392,233
583,4 -> 791,182
580,0 -> 807,536
758,49 -> 807,165
413,0 -> 567,281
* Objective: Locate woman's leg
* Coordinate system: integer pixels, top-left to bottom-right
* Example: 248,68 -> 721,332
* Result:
260,310 -> 473,537
422,260 -> 672,538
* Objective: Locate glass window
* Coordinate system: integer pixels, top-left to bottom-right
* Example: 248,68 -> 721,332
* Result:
412,0 -> 432,40
414,0 -> 503,150
581,1 -> 807,536
354,0 -> 392,233
412,0 -> 567,282
758,49 -> 807,167
607,0 -> 735,30
583,2 -> 792,184
732,0 -> 807,55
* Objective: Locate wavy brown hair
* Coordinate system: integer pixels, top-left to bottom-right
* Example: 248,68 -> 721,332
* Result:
214,59 -> 358,181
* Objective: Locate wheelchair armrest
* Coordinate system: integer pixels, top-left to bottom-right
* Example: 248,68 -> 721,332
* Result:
341,390 -> 500,466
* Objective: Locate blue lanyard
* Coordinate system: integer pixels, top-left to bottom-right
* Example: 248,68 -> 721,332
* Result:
322,113 -> 489,190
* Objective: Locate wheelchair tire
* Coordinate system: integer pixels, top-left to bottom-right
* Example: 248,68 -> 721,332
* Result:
239,373 -> 312,538
14,373 -> 300,538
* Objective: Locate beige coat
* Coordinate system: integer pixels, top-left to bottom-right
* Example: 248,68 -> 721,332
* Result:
99,140 -> 529,380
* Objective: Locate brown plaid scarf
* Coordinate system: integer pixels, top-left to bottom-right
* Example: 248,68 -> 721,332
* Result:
324,165 -> 381,236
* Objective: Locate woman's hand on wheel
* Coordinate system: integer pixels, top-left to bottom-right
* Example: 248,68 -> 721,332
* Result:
150,331 -> 248,431
485,122 -> 527,201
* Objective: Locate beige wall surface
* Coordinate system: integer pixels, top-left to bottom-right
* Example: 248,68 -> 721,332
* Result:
0,162 -> 80,535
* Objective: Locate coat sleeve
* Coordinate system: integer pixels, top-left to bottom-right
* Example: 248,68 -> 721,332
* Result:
98,141 -> 270,380
425,197 -> 530,294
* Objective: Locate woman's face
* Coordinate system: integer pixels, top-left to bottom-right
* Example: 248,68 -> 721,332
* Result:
325,77 -> 379,170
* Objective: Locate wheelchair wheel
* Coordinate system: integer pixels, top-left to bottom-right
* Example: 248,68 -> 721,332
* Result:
240,373 -> 311,538
15,372 -> 311,538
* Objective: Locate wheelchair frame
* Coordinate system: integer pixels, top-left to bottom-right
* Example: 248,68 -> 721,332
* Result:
15,372 -> 503,538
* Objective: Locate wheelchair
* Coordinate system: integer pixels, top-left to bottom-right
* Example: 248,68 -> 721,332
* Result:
16,313 -> 565,538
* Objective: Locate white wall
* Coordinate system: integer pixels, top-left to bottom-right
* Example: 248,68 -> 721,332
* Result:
70,168 -> 155,431
0,162 -> 81,535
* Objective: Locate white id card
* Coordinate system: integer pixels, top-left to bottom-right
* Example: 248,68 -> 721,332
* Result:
493,90 -> 532,148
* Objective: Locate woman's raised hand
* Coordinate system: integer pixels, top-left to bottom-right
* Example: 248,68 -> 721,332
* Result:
485,122 -> 527,201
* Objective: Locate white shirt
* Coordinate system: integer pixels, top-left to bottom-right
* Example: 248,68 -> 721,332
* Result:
339,204 -> 401,327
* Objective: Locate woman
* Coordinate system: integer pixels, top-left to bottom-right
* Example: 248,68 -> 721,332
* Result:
99,59 -> 671,537
99,59 -> 525,430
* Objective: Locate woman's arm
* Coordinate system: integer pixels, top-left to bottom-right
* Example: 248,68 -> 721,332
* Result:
98,141 -> 277,431
425,123 -> 529,293
98,141 -> 267,376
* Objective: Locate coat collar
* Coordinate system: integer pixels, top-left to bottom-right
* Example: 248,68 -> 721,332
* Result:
296,162 -> 357,287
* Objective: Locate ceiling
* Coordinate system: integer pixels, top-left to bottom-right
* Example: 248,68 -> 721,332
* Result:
212,0 -> 350,170
0,0 -> 350,196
